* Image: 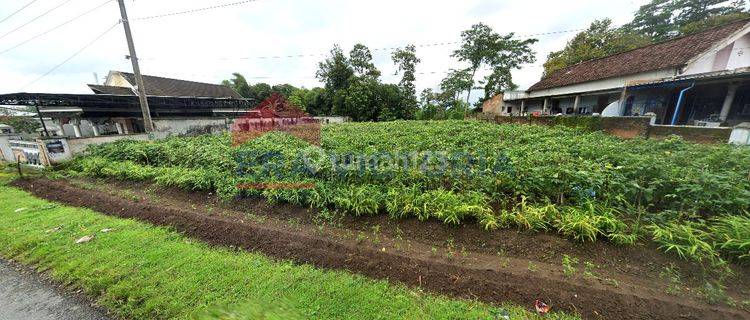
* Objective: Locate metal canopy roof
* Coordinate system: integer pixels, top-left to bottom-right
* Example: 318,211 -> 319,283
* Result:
0,92 -> 256,118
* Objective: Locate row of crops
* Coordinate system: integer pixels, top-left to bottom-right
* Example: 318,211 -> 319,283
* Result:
62,120 -> 750,265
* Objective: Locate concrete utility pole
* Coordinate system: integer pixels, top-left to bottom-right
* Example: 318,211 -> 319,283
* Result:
117,0 -> 153,132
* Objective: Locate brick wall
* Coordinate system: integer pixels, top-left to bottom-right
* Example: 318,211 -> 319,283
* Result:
601,117 -> 651,139
483,115 -> 731,144
647,125 -> 732,144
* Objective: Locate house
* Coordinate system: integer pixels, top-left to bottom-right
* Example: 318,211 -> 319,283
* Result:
504,19 -> 750,127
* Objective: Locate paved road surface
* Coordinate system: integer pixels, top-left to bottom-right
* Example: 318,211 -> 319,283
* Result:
0,259 -> 109,320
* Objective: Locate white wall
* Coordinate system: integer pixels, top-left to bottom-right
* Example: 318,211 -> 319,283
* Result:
105,71 -> 133,88
0,134 -> 21,162
527,68 -> 677,99
683,29 -> 750,75
153,118 -> 229,136
727,33 -> 750,70
313,116 -> 349,124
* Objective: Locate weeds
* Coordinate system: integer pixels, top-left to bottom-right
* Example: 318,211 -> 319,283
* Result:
562,255 -> 578,278
699,281 -> 730,305
66,121 -> 750,263
659,264 -> 683,295
527,262 -> 538,272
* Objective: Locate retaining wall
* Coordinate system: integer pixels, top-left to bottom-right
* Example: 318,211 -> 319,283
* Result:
484,115 -> 732,144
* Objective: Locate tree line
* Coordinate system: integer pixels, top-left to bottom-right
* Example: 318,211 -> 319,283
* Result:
222,22 -> 536,121
221,0 -> 748,122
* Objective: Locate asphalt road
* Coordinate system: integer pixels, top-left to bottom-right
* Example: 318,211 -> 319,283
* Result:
0,259 -> 109,320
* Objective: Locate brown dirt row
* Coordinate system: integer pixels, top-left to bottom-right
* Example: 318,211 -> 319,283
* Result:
13,178 -> 750,320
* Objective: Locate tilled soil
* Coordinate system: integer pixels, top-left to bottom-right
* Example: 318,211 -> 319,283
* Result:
13,178 -> 750,320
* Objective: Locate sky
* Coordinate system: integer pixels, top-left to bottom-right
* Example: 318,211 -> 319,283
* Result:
0,0 -> 652,97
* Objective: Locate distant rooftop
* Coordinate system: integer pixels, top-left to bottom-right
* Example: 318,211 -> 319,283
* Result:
88,71 -> 243,99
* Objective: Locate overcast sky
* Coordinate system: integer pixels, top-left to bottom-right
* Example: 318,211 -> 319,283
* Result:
0,0 -> 651,96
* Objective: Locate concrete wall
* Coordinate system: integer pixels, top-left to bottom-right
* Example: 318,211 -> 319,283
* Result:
34,133 -> 168,164
0,134 -> 22,162
482,94 -> 505,115
729,125 -> 750,145
487,115 -> 733,143
314,116 -> 349,124
684,31 -> 750,75
66,133 -> 167,155
153,118 -> 229,136
601,117 -> 652,138
647,125 -> 732,144
727,33 -> 750,70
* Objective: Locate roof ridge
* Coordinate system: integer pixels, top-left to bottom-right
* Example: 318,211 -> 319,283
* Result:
116,71 -> 230,88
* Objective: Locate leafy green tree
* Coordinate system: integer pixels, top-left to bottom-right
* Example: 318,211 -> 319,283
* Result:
316,45 -> 355,92
439,69 -> 473,102
625,0 -> 746,41
221,73 -> 296,102
333,78 -> 413,121
271,84 -> 298,99
391,45 -> 420,96
543,19 -> 652,76
221,73 -> 252,98
349,44 -> 381,80
288,87 -> 328,115
391,44 -> 421,118
451,23 -> 537,104
249,83 -> 272,102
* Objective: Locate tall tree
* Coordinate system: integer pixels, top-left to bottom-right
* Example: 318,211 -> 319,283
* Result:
452,23 -> 536,104
349,44 -> 381,80
391,44 -> 421,116
625,0 -> 746,41
542,19 -> 652,76
391,45 -> 420,95
316,44 -> 355,92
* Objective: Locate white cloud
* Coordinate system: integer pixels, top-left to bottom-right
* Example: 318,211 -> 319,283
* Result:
0,0 -> 649,95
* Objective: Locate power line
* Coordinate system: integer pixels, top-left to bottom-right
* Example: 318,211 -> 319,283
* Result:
0,0 -> 40,25
134,0 -> 261,21
0,0 -> 74,41
138,27 -> 589,62
0,0 -> 113,55
20,21 -> 120,91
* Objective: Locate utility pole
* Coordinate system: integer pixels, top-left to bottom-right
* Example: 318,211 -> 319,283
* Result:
117,0 -> 153,132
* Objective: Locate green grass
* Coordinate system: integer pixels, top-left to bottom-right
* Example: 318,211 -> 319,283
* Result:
66,120 -> 750,263
0,176 -> 576,319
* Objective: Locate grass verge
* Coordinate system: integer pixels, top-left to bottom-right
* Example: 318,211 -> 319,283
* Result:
0,173 -> 575,319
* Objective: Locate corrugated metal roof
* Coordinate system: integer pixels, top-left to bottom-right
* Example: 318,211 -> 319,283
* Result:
88,72 -> 243,99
